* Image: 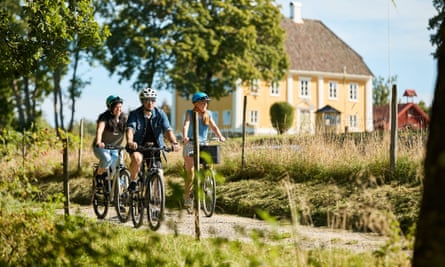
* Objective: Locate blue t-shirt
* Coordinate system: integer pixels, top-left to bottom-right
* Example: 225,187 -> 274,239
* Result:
186,109 -> 213,143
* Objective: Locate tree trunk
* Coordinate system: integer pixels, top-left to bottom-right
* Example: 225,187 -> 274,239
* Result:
11,79 -> 25,129
412,20 -> 445,266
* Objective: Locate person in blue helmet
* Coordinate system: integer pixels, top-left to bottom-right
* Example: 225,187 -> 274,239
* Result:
126,87 -> 180,191
93,95 -> 126,187
182,92 -> 226,208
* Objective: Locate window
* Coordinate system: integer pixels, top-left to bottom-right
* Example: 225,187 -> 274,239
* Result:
349,83 -> 358,101
328,81 -> 338,99
348,115 -> 358,130
223,110 -> 231,126
270,80 -> 279,96
250,110 -> 259,125
249,79 -> 259,95
212,111 -> 219,125
300,78 -> 310,98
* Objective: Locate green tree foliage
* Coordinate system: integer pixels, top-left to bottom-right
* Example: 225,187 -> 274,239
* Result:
97,0 -> 288,99
417,100 -> 430,115
269,102 -> 294,134
372,75 -> 397,105
0,0 -> 107,131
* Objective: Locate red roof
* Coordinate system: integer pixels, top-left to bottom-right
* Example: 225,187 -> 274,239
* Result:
403,89 -> 417,97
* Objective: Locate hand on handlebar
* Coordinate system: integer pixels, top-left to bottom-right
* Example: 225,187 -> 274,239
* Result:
96,142 -> 105,148
172,143 -> 180,152
128,142 -> 138,150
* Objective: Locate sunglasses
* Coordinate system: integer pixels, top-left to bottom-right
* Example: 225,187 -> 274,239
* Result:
143,98 -> 156,103
195,97 -> 209,103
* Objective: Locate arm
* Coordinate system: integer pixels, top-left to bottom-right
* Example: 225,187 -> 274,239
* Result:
166,129 -> 179,152
95,121 -> 106,147
126,127 -> 137,150
126,111 -> 138,150
209,117 -> 226,142
182,111 -> 191,143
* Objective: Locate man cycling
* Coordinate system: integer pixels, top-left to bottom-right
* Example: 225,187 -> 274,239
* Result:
126,87 -> 180,191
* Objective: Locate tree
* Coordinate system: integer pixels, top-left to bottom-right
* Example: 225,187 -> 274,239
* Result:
372,75 -> 397,105
412,1 -> 445,266
269,102 -> 294,134
0,0 -> 107,132
417,100 -> 431,116
97,0 -> 288,99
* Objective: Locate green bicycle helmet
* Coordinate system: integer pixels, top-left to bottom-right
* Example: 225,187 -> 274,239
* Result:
106,95 -> 123,109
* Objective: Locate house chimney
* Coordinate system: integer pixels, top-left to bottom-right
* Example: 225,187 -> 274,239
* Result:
290,1 -> 304,24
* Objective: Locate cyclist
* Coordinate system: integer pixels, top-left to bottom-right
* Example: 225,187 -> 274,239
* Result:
93,95 -> 126,187
182,92 -> 226,208
126,87 -> 180,191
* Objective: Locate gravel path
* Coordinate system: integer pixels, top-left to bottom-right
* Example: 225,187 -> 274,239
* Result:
69,205 -> 387,253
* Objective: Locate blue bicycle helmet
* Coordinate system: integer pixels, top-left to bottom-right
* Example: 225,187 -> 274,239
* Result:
192,92 -> 211,103
106,95 -> 123,109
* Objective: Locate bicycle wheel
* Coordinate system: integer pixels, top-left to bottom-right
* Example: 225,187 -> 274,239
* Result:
202,169 -> 216,217
147,173 -> 165,231
115,168 -> 130,223
93,177 -> 109,219
130,180 -> 145,228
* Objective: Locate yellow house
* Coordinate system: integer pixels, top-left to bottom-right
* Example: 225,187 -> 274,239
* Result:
171,2 -> 374,136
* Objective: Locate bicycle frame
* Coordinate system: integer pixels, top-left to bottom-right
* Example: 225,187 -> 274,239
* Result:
92,145 -> 130,221
130,144 -> 172,230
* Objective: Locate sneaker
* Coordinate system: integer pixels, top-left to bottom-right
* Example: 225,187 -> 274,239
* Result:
95,173 -> 106,188
128,181 -> 138,192
184,198 -> 192,208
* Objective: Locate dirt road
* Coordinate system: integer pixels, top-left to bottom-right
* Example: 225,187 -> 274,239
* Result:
70,205 -> 387,253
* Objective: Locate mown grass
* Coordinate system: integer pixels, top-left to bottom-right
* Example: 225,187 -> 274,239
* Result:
0,199 -> 408,266
0,127 -> 420,266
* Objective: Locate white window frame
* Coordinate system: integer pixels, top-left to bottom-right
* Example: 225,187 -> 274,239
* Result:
249,79 -> 259,95
270,80 -> 280,96
249,110 -> 259,125
299,78 -> 310,98
328,81 -> 338,99
349,83 -> 358,102
348,115 -> 358,130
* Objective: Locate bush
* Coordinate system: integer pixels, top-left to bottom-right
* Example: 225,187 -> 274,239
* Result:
269,102 -> 295,134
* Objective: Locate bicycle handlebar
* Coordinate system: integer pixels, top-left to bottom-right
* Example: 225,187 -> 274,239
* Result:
103,145 -> 125,150
135,145 -> 174,153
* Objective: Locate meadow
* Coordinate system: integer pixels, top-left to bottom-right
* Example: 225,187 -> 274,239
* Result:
0,126 -> 422,266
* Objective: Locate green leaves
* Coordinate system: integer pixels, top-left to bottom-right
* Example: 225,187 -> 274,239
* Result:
98,0 -> 288,99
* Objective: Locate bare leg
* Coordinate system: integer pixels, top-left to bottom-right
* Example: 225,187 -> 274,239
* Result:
184,155 -> 195,200
129,151 -> 143,181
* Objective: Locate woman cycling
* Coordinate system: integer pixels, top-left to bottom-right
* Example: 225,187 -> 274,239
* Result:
182,92 -> 225,208
92,95 -> 127,187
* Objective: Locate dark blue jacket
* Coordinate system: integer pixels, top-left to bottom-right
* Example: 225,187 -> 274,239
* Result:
127,106 -> 172,148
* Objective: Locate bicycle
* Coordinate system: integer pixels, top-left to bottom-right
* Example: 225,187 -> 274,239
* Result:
92,145 -> 131,222
129,144 -> 173,230
187,144 -> 219,217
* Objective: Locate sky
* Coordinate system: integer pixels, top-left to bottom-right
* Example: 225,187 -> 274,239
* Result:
42,0 -> 438,124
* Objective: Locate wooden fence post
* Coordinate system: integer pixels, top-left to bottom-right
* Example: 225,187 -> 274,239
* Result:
241,96 -> 247,170
390,84 -> 398,172
63,137 -> 70,216
192,111 -> 201,240
78,119 -> 84,172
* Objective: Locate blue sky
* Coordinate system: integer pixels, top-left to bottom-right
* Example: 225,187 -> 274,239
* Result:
42,0 -> 438,123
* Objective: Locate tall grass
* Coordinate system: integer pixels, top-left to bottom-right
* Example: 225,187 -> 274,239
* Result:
1,127 -> 419,266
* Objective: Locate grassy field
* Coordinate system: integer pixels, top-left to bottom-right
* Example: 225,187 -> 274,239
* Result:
0,127 -> 421,266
